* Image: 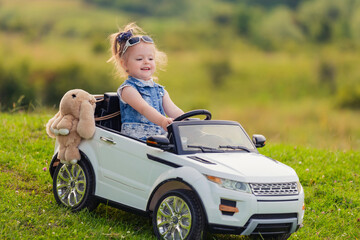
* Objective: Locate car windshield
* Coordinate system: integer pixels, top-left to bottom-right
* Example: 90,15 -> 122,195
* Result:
178,124 -> 255,153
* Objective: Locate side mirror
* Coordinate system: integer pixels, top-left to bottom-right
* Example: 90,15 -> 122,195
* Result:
146,135 -> 172,150
252,134 -> 266,148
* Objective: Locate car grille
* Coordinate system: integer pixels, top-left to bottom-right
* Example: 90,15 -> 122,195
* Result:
249,182 -> 298,196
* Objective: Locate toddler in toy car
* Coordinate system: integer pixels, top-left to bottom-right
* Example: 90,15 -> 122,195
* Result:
108,23 -> 184,140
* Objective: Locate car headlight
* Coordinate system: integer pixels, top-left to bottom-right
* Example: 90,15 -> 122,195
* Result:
205,175 -> 251,193
297,181 -> 302,192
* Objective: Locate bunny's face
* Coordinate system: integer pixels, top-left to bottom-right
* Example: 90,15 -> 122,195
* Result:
60,89 -> 96,119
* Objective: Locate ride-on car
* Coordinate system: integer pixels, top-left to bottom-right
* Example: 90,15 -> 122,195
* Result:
49,92 -> 304,240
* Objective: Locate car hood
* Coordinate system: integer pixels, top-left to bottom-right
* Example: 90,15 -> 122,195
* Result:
193,152 -> 299,183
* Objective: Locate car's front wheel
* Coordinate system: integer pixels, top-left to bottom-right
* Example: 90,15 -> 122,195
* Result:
152,189 -> 204,240
53,160 -> 98,212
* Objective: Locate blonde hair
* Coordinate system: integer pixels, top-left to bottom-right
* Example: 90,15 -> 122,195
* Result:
108,22 -> 167,79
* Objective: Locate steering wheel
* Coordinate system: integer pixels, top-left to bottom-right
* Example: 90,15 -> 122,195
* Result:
174,109 -> 212,121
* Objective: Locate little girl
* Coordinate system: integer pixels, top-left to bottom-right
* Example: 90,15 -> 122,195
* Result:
108,23 -> 184,140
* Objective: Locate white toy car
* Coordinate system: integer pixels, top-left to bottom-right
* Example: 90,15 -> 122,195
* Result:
49,93 -> 305,240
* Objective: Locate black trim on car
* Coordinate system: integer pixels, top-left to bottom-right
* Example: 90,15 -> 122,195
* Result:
207,224 -> 246,234
95,196 -> 149,217
220,199 -> 237,216
248,213 -> 297,219
146,154 -> 182,168
257,199 -> 299,202
187,156 -> 216,165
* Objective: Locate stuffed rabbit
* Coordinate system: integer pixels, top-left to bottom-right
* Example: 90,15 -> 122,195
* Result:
46,89 -> 96,164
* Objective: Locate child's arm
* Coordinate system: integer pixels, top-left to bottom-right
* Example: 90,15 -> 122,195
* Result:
163,90 -> 184,119
121,86 -> 172,131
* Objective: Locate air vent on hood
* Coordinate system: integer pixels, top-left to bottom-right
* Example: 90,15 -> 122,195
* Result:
187,156 -> 216,165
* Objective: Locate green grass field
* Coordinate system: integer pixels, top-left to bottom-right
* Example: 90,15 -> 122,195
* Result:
1,0 -> 360,238
1,112 -> 359,239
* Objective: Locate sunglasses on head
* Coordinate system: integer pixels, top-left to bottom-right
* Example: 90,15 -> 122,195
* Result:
121,36 -> 154,56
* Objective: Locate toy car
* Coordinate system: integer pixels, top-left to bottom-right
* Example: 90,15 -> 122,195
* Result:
49,92 -> 305,240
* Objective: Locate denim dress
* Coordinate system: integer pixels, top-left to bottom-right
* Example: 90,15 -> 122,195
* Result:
117,76 -> 166,141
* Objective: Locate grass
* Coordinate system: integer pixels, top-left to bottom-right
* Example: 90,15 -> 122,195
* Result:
259,145 -> 360,239
0,112 -> 359,239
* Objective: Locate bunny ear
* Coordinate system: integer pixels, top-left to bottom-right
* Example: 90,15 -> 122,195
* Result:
77,101 -> 95,139
46,111 -> 61,138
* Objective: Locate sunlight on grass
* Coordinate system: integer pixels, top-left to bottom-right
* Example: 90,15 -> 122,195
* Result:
0,112 -> 359,239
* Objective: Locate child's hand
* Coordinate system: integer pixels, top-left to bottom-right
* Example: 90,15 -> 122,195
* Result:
160,117 -> 173,131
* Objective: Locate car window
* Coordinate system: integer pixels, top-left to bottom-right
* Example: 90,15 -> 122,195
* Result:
178,124 -> 255,152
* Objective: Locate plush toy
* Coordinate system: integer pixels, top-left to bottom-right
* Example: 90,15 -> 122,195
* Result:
46,89 -> 96,165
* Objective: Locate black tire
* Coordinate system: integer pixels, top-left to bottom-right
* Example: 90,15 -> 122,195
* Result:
152,189 -> 204,240
53,160 -> 98,212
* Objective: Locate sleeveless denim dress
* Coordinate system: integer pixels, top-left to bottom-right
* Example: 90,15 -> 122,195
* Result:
117,76 -> 166,141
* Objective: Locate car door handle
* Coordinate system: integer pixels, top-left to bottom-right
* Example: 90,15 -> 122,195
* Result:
100,136 -> 116,145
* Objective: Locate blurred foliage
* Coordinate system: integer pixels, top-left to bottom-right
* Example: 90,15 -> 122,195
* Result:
336,83 -> 360,109
203,54 -> 232,88
0,0 -> 360,112
237,0 -> 304,9
317,60 -> 337,93
0,60 -> 35,109
297,0 -> 354,42
84,0 -> 191,17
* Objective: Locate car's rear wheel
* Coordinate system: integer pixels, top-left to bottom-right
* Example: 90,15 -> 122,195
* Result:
53,160 -> 98,212
152,189 -> 204,240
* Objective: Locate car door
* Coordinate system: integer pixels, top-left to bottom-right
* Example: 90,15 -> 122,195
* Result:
94,128 -> 166,210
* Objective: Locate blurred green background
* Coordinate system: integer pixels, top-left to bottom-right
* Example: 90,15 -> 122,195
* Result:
0,0 -> 359,150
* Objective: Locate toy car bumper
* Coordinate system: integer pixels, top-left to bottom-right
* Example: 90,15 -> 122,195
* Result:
201,181 -> 305,236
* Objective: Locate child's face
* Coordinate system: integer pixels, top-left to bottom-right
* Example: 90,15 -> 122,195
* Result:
122,42 -> 156,81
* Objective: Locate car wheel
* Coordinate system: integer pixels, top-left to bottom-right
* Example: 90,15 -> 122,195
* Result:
152,189 -> 204,240
53,160 -> 98,212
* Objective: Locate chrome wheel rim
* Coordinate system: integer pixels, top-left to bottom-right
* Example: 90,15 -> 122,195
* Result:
156,196 -> 192,240
56,163 -> 87,207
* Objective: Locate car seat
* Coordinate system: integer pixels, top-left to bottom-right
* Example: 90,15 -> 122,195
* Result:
95,92 -> 121,131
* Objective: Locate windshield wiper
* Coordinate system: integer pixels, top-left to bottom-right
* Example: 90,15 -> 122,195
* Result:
187,145 -> 223,153
219,145 -> 251,152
